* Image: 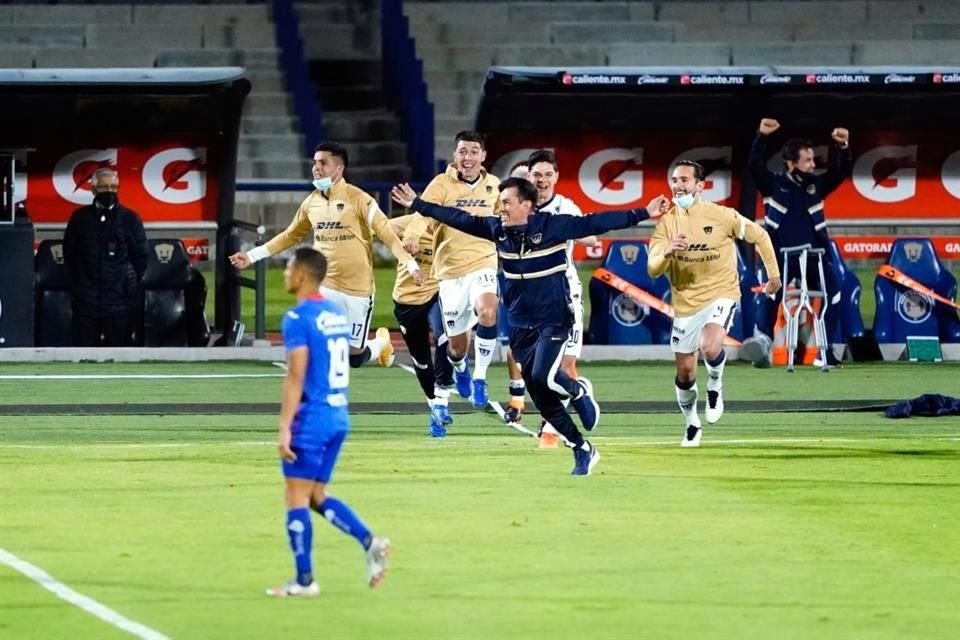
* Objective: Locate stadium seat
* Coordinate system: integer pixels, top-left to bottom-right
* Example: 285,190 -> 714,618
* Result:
828,240 -> 866,343
873,238 -> 960,343
34,239 -> 73,347
142,240 -> 210,347
587,240 -> 671,345
731,246 -> 759,343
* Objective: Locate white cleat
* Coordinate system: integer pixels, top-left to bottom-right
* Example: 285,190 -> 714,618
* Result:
705,389 -> 724,424
265,579 -> 320,597
365,536 -> 391,588
681,424 -> 702,448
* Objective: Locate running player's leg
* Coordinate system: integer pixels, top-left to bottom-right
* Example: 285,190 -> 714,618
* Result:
672,311 -> 703,447
559,289 -> 584,380
428,297 -> 453,416
439,276 -> 475,399
701,299 -> 736,425
394,299 -> 446,435
268,445 -> 322,596
322,287 -> 388,368
469,268 -> 499,408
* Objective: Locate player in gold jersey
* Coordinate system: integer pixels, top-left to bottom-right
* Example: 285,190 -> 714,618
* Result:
229,142 -> 425,367
401,131 -> 500,409
648,161 -> 781,447
389,214 -> 455,437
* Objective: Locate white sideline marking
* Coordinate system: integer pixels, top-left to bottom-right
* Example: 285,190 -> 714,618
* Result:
0,374 -> 282,381
0,548 -> 169,640
271,361 -> 288,371
396,363 -> 416,376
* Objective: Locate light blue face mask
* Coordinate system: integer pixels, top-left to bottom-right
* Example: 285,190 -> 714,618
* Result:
313,176 -> 334,191
673,193 -> 696,209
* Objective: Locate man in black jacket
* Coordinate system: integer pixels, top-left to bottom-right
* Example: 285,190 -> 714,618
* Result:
63,168 -> 148,346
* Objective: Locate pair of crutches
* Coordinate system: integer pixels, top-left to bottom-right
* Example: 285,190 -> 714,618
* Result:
780,244 -> 830,373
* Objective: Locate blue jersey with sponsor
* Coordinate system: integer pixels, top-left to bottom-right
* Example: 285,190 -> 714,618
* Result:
282,295 -> 351,449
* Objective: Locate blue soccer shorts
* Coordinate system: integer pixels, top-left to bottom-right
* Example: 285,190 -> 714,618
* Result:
281,429 -> 347,483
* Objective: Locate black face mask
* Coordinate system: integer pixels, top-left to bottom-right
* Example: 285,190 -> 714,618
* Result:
94,191 -> 118,209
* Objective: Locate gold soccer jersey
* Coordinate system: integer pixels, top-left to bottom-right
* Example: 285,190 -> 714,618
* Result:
391,214 -> 438,306
263,180 -> 415,297
403,165 -> 499,280
648,201 -> 779,317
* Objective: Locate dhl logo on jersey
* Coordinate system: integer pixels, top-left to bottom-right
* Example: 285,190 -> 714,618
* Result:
315,221 -> 345,230
454,198 -> 492,208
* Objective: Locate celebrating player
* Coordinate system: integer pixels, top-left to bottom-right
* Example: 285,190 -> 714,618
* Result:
648,161 -> 781,448
229,142 -> 425,368
393,178 -> 668,475
266,248 -> 389,597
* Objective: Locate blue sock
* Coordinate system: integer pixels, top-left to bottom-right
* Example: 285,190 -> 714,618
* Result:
316,497 -> 373,550
286,508 -> 313,586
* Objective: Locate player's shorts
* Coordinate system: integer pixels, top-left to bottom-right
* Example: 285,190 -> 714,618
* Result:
438,267 -> 498,337
281,429 -> 347,484
670,298 -> 737,354
321,286 -> 373,349
565,289 -> 585,358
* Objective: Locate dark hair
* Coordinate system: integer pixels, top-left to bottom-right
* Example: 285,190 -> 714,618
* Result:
499,177 -> 538,205
455,130 -> 486,149
782,138 -> 814,164
527,149 -> 558,171
674,160 -> 705,181
292,247 -> 328,283
315,142 -> 349,169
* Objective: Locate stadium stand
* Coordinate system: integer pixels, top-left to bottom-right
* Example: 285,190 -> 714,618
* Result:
404,0 -> 960,166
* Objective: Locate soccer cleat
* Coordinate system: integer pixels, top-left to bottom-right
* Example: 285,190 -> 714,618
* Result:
571,377 -> 600,431
503,404 -> 524,426
431,404 -> 453,426
705,389 -> 724,424
365,536 -> 391,588
376,327 -> 395,367
454,365 -> 473,399
571,441 -> 600,475
538,421 -> 559,449
471,379 -> 488,409
681,424 -> 702,448
265,579 -> 320,597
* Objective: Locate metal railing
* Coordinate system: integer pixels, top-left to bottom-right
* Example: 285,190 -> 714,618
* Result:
230,218 -> 267,340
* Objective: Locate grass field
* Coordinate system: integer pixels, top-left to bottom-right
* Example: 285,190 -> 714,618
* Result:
1,361 -> 958,639
230,265 -> 882,335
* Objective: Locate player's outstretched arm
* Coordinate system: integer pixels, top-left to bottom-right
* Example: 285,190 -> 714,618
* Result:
821,127 -> 853,196
551,194 -> 668,242
737,212 -> 781,293
748,118 -> 778,197
230,199 -> 314,269
391,183 -> 497,240
368,202 -> 426,285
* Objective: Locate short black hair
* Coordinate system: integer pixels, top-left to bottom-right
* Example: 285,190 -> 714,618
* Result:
499,177 -> 538,205
673,160 -> 705,181
315,142 -> 349,169
292,247 -> 328,283
527,149 -> 558,171
782,138 -> 814,163
455,130 -> 486,149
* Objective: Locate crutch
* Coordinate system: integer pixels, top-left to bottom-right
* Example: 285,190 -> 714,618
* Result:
780,244 -> 830,373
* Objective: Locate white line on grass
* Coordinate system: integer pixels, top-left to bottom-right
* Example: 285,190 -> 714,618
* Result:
0,374 -> 282,380
0,548 -> 169,640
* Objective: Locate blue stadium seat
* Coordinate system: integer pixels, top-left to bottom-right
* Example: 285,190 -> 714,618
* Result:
827,240 -> 866,343
873,238 -> 960,343
587,240 -> 672,345
34,239 -> 73,347
731,245 -> 758,342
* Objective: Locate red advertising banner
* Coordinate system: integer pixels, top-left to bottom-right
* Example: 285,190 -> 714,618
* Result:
489,131 -> 960,221
18,141 -> 218,224
571,235 -> 960,262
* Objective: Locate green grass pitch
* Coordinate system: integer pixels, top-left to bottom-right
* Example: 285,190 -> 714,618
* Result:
1,361 -> 958,639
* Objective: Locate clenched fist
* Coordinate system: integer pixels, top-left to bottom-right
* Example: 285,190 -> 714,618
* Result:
831,127 -> 850,146
759,118 -> 780,135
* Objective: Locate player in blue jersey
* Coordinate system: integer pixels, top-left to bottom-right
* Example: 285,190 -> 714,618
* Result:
266,247 -> 390,597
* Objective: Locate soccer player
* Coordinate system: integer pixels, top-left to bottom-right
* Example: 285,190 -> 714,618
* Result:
389,214 -> 455,437
266,248 -> 389,597
746,118 -> 852,367
507,150 -> 601,442
392,179 -> 668,475
401,131 -> 500,409
500,161 -> 532,423
229,142 -> 425,368
648,161 -> 781,448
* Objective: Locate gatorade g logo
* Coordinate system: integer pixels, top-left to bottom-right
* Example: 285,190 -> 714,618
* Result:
53,148 -> 118,205
852,145 -> 917,203
669,146 -> 733,202
142,147 -> 207,204
579,148 -> 644,206
491,148 -> 548,179
896,290 -> 932,324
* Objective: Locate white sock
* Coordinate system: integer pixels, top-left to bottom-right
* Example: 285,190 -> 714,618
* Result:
449,355 -> 467,373
365,337 -> 384,361
675,381 -> 700,425
473,337 -> 496,379
705,352 -> 726,393
433,386 -> 449,406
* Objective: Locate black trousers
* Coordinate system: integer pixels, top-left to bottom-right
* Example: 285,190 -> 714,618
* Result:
73,313 -> 133,347
510,325 -> 583,446
394,295 -> 453,399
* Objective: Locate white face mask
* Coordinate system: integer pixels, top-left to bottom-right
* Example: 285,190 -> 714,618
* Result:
673,193 -> 696,209
313,176 -> 334,192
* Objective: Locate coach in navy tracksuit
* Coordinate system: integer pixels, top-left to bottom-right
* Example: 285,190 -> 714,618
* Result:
392,178 -> 667,475
748,118 -> 853,364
